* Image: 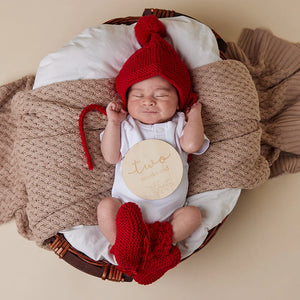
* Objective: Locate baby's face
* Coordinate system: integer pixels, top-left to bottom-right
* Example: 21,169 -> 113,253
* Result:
127,76 -> 179,124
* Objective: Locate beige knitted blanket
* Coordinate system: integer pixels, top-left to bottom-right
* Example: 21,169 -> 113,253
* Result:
0,29 -> 299,246
226,29 -> 300,176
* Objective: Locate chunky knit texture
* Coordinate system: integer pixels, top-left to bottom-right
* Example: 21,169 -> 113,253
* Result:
133,243 -> 181,285
147,221 -> 175,257
133,221 -> 181,285
110,202 -> 148,274
115,15 -> 197,111
135,15 -> 166,46
225,28 -> 300,177
0,28 -> 299,246
110,204 -> 181,284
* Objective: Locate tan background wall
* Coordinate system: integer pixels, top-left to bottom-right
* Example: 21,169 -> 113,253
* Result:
0,1 -> 299,299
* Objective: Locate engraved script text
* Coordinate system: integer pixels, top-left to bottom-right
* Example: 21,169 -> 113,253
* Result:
128,153 -> 171,175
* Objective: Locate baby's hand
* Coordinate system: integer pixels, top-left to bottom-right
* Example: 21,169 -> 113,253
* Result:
185,102 -> 202,121
106,101 -> 127,124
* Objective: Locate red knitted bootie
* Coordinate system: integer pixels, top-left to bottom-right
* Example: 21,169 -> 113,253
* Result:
110,202 -> 148,275
148,221 -> 175,256
133,221 -> 181,285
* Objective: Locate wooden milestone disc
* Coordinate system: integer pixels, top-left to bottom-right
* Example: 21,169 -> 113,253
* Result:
122,139 -> 183,200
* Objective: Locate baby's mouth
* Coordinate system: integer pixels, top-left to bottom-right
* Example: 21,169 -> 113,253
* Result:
143,110 -> 158,113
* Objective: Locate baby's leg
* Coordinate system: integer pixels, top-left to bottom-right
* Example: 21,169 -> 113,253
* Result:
97,197 -> 122,245
169,206 -> 202,244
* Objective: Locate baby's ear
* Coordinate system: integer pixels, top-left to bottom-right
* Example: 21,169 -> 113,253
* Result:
176,97 -> 180,110
176,90 -> 180,110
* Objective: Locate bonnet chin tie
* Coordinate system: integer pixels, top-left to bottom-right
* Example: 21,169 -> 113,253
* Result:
79,104 -> 107,170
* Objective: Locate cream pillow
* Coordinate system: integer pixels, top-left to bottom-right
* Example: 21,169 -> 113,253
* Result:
33,16 -> 221,89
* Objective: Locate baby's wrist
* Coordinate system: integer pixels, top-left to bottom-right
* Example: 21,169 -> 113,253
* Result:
187,110 -> 202,122
107,118 -> 123,126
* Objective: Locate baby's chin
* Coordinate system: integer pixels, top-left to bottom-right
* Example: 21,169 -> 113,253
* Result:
132,111 -> 178,125
134,115 -> 174,125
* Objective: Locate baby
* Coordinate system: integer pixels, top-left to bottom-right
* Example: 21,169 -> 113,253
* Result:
97,16 -> 209,284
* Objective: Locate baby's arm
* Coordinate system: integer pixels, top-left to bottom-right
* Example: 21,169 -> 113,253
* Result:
179,102 -> 205,154
101,101 -> 127,164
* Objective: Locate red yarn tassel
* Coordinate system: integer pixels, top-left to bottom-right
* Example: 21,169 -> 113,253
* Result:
78,104 -> 107,170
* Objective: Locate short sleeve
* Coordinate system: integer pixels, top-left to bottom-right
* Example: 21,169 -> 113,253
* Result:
99,130 -> 104,141
119,122 -> 130,158
193,134 -> 210,155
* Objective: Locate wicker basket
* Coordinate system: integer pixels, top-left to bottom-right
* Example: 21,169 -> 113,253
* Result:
48,8 -> 228,283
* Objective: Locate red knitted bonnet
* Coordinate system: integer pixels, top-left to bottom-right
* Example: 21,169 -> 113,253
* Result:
115,15 -> 197,111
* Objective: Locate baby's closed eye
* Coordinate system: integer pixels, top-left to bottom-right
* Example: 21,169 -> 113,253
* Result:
133,94 -> 143,98
154,93 -> 169,98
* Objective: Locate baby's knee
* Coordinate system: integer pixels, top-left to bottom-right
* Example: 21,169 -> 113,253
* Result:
173,206 -> 202,225
97,197 -> 122,219
186,206 -> 202,225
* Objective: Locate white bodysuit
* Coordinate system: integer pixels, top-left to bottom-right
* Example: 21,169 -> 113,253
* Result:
101,112 -> 209,224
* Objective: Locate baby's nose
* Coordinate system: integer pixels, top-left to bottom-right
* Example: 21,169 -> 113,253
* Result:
142,96 -> 155,105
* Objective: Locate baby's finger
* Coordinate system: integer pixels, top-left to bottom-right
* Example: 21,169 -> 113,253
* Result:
191,102 -> 202,110
106,101 -> 115,110
110,102 -> 120,112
